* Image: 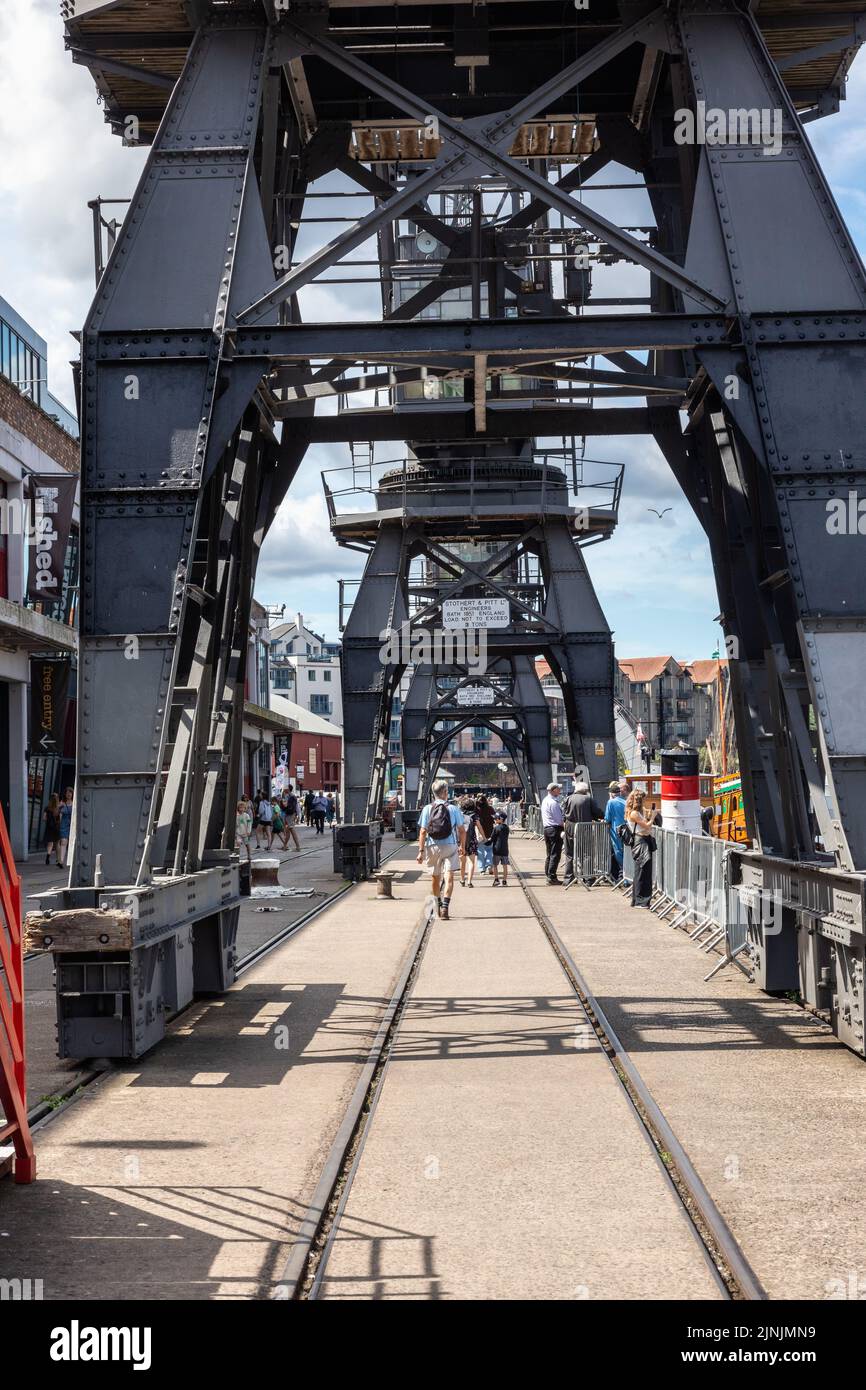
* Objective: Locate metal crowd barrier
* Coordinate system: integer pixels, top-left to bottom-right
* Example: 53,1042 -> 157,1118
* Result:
648,827 -> 751,981
517,814 -> 620,890
514,806 -> 866,1059
564,822 -> 617,888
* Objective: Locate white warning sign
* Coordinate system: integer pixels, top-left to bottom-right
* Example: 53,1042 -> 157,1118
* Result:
455,685 -> 490,707
441,597 -> 510,629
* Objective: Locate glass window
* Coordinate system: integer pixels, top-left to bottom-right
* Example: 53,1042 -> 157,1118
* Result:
308,670 -> 316,681
323,670 -> 331,682
1,322 -> 9,377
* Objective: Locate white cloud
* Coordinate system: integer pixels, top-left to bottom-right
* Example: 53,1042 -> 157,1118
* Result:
0,0 -> 147,409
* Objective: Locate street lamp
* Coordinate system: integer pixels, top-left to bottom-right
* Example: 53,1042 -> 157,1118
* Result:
497,761 -> 508,799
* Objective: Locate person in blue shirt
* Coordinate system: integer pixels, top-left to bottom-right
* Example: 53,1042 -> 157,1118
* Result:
417,780 -> 466,920
56,788 -> 75,869
604,781 -> 627,882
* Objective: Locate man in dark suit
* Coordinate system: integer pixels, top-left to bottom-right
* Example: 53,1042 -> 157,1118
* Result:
562,780 -> 604,886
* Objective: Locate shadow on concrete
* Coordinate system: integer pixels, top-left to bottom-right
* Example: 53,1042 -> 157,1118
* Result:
316,1212 -> 445,1300
592,992 -> 841,1053
0,1177 -> 312,1301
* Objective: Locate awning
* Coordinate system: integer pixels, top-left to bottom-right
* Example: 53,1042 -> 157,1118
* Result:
0,598 -> 77,655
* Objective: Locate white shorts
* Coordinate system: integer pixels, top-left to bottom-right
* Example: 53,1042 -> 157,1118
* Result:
425,842 -> 460,876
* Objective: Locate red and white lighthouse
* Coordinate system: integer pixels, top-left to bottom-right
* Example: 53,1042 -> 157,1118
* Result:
660,747 -> 701,834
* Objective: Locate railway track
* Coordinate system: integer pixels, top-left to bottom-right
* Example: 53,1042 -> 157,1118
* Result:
279,860 -> 766,1303
16,839 -> 336,966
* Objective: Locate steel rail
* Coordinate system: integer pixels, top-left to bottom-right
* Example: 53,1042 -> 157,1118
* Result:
511,861 -> 767,1302
275,892 -> 438,1299
284,861 -> 765,1302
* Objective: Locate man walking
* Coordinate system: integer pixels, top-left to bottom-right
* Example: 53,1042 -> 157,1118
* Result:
561,780 -> 604,886
417,779 -> 466,920
603,781 -> 627,882
541,781 -> 565,884
311,791 -> 328,834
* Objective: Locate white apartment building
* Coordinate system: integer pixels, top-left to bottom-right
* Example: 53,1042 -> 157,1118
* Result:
268,612 -> 342,726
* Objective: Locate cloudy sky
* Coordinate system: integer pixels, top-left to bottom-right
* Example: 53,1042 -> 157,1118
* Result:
3,1 -> 865,660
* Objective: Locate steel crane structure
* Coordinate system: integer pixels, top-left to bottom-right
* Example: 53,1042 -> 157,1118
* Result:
38,0 -> 866,1057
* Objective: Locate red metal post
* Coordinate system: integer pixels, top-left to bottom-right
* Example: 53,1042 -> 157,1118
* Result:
0,805 -> 35,1183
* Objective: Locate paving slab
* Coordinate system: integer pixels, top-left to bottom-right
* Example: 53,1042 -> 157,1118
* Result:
318,869 -> 722,1302
510,832 -> 866,1301
0,848 -> 423,1300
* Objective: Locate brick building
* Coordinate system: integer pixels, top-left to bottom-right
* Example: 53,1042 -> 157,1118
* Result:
615,656 -> 719,760
270,695 -> 343,794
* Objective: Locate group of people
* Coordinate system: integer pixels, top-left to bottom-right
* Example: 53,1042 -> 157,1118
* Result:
235,785 -> 337,860
42,787 -> 74,868
541,779 -> 663,908
416,783 -> 511,920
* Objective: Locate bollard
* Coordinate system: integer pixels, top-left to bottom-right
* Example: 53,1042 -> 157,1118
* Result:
372,872 -> 396,899
251,857 -> 280,889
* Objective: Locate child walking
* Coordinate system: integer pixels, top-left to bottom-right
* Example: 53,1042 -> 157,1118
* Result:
235,799 -> 253,863
490,811 -> 510,887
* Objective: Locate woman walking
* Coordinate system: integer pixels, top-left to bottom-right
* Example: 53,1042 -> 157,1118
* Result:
459,797 -> 478,886
475,793 -> 495,875
256,790 -> 274,850
280,787 -> 301,851
43,793 -> 62,867
624,789 -> 657,908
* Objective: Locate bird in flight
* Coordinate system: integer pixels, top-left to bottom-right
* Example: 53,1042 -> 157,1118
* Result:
647,507 -> 672,518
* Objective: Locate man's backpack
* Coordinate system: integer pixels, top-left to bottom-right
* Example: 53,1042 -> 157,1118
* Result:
427,800 -> 453,840
286,794 -> 298,816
